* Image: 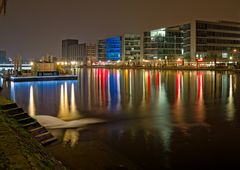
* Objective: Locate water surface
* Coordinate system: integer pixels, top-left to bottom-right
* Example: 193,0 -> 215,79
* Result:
3,69 -> 240,169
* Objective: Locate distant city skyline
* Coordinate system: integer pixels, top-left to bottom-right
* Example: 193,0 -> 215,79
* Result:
0,0 -> 239,59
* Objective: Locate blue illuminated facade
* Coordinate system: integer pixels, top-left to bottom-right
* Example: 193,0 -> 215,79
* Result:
105,36 -> 121,61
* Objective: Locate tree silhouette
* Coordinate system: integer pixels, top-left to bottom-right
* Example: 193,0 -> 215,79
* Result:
0,0 -> 7,15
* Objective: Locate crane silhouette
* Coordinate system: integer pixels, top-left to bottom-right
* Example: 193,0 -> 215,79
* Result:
0,0 -> 7,15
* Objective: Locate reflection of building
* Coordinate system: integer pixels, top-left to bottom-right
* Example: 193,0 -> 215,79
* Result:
97,34 -> 141,62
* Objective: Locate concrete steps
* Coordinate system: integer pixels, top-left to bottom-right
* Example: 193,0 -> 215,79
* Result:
0,102 -> 58,146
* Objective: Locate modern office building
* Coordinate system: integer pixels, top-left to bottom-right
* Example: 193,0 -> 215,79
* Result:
62,39 -> 97,65
97,34 -> 141,62
181,20 -> 240,60
0,50 -> 8,64
143,20 -> 240,62
86,44 -> 97,64
143,26 -> 184,60
67,43 -> 86,64
62,39 -> 79,61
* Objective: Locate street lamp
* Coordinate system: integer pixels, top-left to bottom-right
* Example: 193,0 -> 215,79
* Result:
165,56 -> 168,67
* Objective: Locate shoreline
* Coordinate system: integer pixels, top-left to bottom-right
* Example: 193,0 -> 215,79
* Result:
80,65 -> 240,72
0,97 -> 67,169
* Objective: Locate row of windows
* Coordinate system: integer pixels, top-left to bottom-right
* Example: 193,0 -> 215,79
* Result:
197,22 -> 240,31
183,39 -> 191,45
181,24 -> 191,30
105,45 -> 121,48
125,42 -> 140,46
208,39 -> 240,44
184,46 -> 191,52
197,31 -> 240,38
125,37 -> 141,41
125,47 -> 141,50
144,49 -> 182,55
144,31 -> 183,37
183,31 -> 191,38
125,52 -> 141,55
144,44 -> 183,48
144,37 -> 183,43
196,46 -> 239,52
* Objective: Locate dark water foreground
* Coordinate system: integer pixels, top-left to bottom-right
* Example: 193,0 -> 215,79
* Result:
3,69 -> 240,170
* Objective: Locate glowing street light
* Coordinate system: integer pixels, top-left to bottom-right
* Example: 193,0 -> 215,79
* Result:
30,62 -> 34,66
71,61 -> 76,65
177,58 -> 181,62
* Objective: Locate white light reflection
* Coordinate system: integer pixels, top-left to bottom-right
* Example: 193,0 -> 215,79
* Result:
58,82 -> 80,120
116,70 -> 121,110
195,72 -> 205,124
10,82 -> 15,101
156,72 -> 172,152
28,85 -> 36,117
226,75 -> 235,121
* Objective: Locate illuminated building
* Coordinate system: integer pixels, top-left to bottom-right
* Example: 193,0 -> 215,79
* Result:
97,34 -> 141,62
62,39 -> 79,61
143,26 -> 184,60
182,20 -> 240,60
86,44 -> 97,64
143,20 -> 240,62
62,39 -> 97,65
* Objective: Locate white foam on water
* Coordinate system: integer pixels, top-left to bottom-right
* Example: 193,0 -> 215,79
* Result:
35,115 -> 106,129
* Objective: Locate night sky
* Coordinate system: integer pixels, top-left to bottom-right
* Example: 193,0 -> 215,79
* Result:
0,0 -> 239,60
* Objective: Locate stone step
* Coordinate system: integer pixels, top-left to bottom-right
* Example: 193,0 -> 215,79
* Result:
13,113 -> 29,120
0,102 -> 58,147
5,108 -> 24,116
10,112 -> 25,118
28,126 -> 44,132
31,128 -> 49,137
18,117 -> 36,125
0,103 -> 18,110
23,121 -> 40,129
41,137 -> 58,146
35,131 -> 51,138
35,133 -> 55,143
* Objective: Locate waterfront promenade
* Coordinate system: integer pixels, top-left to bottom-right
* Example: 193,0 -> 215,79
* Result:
0,97 -> 66,169
83,65 -> 240,72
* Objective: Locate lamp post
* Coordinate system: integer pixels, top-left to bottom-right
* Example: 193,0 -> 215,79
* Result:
165,56 -> 168,67
232,49 -> 238,61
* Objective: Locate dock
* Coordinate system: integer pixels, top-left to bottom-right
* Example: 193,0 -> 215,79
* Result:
9,75 -> 78,82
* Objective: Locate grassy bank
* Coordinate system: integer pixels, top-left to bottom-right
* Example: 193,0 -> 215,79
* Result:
0,97 -> 67,170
